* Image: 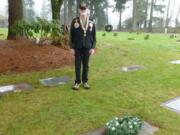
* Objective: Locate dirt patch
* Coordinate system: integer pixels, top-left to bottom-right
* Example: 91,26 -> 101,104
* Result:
0,39 -> 74,74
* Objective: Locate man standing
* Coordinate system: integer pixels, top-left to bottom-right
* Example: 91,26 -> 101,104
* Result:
70,3 -> 96,90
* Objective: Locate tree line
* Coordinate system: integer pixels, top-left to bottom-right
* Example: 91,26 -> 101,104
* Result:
7,0 -> 180,39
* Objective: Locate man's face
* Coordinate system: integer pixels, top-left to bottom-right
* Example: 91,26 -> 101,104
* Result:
79,8 -> 88,16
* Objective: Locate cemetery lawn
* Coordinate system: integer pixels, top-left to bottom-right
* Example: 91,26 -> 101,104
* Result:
0,32 -> 180,135
0,28 -> 8,39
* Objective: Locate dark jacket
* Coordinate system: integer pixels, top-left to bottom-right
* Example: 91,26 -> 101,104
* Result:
70,17 -> 96,49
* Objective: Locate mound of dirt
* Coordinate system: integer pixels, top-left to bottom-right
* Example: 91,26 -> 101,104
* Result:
0,39 -> 74,74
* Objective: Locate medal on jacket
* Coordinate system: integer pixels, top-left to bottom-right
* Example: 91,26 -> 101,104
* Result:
74,19 -> 79,29
80,16 -> 89,37
89,23 -> 93,31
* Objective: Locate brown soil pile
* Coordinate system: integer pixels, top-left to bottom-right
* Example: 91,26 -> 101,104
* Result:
0,39 -> 74,74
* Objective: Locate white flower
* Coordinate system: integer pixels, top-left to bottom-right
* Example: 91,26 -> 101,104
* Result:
115,117 -> 118,120
36,38 -> 40,44
134,122 -> 137,125
116,122 -> 119,126
129,125 -> 133,128
111,127 -> 115,131
106,123 -> 109,126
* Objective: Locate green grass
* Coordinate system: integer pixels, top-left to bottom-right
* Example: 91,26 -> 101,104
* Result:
0,28 -> 8,39
0,32 -> 180,135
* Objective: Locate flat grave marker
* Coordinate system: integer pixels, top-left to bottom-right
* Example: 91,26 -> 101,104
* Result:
40,76 -> 70,87
104,43 -> 113,48
170,60 -> 180,64
138,122 -> 159,135
161,97 -> 180,113
84,122 -> 159,135
0,83 -> 32,95
122,65 -> 144,72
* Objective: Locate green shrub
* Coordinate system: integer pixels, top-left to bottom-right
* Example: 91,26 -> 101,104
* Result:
11,20 -> 33,38
102,33 -> 106,37
12,17 -> 63,44
128,37 -> 135,40
144,34 -> 150,40
113,33 -> 118,36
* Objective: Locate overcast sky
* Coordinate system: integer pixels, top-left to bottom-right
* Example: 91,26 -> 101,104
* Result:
0,0 -> 180,27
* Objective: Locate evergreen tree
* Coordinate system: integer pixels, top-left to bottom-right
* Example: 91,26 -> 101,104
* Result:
114,0 -> 128,31
8,0 -> 23,39
41,0 -> 52,20
51,0 -> 64,21
23,0 -> 35,21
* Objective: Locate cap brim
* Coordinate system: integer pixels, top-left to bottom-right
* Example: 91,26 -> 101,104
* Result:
79,6 -> 87,10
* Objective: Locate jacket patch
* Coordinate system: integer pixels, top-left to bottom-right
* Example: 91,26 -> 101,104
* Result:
74,20 -> 80,29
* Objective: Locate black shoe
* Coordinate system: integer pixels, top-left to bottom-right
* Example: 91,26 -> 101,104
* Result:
83,82 -> 91,89
72,83 -> 81,90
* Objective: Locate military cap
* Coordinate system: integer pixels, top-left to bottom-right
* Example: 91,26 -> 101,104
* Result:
79,2 -> 88,10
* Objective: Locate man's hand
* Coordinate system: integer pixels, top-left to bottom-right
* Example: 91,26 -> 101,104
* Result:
70,49 -> 75,56
89,49 -> 95,55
